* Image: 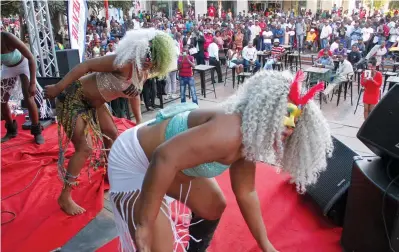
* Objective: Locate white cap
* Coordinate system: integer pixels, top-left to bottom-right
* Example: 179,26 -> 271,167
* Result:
310,28 -> 315,32
274,38 -> 280,43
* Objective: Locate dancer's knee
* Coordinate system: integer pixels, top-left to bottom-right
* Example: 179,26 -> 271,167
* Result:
197,197 -> 226,220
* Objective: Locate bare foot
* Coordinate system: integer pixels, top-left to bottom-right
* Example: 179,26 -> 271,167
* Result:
58,191 -> 86,215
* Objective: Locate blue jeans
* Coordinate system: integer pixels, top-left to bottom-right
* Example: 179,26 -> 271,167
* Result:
296,34 -> 304,49
321,38 -> 329,49
244,59 -> 261,73
263,58 -> 276,70
264,43 -> 272,51
180,76 -> 198,104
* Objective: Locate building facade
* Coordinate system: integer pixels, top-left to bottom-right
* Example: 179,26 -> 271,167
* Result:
140,0 -> 358,18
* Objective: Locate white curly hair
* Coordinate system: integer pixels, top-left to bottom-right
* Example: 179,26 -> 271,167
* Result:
221,70 -> 334,193
113,29 -> 177,86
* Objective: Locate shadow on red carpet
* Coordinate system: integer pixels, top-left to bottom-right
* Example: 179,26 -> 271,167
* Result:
97,163 -> 342,252
1,117 -> 135,252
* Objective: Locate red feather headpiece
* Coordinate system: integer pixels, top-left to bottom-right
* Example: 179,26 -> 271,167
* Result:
288,70 -> 325,107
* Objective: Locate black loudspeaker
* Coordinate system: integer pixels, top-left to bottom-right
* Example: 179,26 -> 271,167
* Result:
306,136 -> 359,226
341,156 -> 399,252
56,49 -> 80,77
357,84 -> 399,160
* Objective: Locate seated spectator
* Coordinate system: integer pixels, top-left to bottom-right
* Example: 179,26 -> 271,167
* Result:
333,43 -> 347,57
264,39 -> 285,70
357,38 -> 366,56
242,41 -> 261,72
361,57 -> 383,119
227,43 -> 244,75
330,37 -> 340,53
305,28 -> 317,51
317,46 -> 333,59
323,54 -> 354,96
178,45 -> 198,104
315,50 -> 335,69
348,44 -> 362,66
366,40 -> 387,69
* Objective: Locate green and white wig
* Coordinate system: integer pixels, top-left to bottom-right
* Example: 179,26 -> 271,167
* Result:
222,70 -> 334,193
114,29 -> 177,88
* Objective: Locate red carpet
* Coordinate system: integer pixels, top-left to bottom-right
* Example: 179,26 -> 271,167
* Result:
1,117 -> 135,252
97,164 -> 342,252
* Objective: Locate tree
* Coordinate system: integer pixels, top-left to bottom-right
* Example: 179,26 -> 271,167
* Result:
389,1 -> 399,9
87,0 -> 132,17
364,0 -> 388,10
0,1 -> 22,17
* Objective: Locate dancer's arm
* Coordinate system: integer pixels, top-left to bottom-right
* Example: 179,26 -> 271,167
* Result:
230,159 -> 272,251
3,32 -> 36,94
54,55 -> 120,92
129,95 -> 142,124
135,118 -> 239,250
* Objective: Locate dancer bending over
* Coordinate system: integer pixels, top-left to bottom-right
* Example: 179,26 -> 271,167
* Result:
44,29 -> 176,215
108,70 -> 333,252
1,32 -> 48,144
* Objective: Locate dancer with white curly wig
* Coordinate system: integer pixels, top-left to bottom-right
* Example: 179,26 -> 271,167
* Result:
44,29 -> 177,215
107,70 -> 333,252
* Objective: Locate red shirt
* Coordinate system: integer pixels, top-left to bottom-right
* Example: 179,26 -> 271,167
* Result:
271,46 -> 285,60
361,71 -> 382,105
259,22 -> 266,30
317,49 -> 333,58
208,7 -> 215,17
178,55 -> 194,77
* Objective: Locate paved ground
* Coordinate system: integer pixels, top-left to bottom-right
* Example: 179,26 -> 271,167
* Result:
62,62 -> 377,251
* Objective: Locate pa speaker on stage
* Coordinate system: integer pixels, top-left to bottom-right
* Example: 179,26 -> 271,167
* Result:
56,49 -> 80,77
341,156 -> 399,252
306,136 -> 358,226
357,84 -> 399,160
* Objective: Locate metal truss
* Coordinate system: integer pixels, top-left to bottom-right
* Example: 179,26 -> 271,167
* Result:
22,0 -> 59,77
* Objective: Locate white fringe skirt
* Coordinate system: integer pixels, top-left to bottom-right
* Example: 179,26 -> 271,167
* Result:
1,58 -> 51,118
108,124 -> 201,252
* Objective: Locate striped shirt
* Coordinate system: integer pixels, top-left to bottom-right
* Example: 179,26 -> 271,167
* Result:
271,46 -> 285,60
178,55 -> 194,77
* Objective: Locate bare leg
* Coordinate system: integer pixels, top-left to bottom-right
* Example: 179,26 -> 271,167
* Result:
112,191 -> 174,252
363,104 -> 369,120
58,116 -> 92,215
167,177 -> 226,252
97,104 -> 118,153
20,75 -> 39,124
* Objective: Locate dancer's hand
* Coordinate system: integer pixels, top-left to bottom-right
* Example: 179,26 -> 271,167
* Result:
28,83 -> 36,97
135,225 -> 152,252
44,84 -> 61,99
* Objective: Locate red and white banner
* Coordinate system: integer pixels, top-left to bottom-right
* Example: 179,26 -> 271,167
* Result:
68,0 -> 88,62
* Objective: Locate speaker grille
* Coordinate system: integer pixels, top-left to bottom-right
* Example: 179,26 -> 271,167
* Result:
307,137 -> 358,215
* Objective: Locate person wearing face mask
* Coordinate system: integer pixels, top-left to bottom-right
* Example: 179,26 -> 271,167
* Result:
361,57 -> 382,119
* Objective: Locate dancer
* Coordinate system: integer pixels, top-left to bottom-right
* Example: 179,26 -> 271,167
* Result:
44,29 -> 176,215
1,32 -> 47,144
108,70 -> 333,252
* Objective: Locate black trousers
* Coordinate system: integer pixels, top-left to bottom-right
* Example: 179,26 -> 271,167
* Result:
110,98 -> 128,118
196,51 -> 205,65
142,79 -> 156,109
209,57 -> 223,83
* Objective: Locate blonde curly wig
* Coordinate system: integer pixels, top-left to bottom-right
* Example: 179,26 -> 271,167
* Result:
114,28 -> 177,79
221,70 -> 334,193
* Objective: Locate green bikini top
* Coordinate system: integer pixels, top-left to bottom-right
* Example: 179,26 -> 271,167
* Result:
1,49 -> 22,66
150,103 -> 229,178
